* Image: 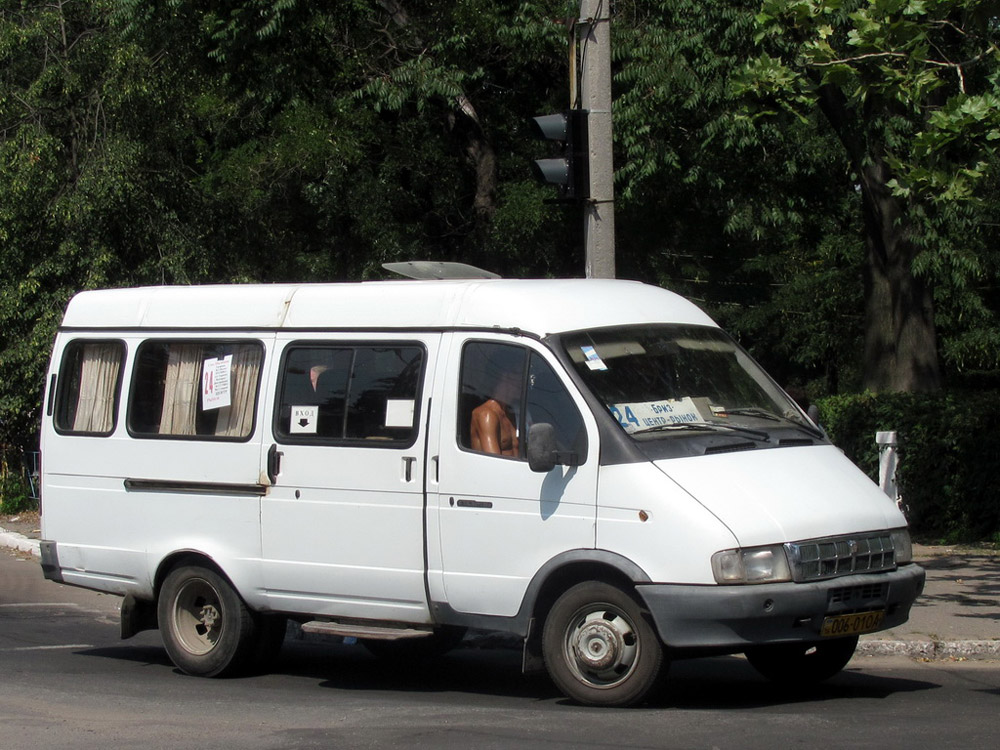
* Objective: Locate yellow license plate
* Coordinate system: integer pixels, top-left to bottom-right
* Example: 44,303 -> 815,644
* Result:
821,610 -> 885,637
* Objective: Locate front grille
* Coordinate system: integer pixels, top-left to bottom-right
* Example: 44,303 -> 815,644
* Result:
828,582 -> 887,605
785,533 -> 896,582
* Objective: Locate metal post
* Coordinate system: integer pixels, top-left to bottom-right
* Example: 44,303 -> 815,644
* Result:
876,431 -> 901,506
578,0 -> 615,279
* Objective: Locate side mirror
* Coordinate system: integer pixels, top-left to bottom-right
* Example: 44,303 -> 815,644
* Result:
527,423 -> 580,473
528,423 -> 558,473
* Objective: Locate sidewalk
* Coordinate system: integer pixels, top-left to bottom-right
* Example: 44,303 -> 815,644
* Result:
856,543 -> 1000,659
3,514 -> 997,659
0,513 -> 42,557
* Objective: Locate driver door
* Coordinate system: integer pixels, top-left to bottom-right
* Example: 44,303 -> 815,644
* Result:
427,334 -> 599,617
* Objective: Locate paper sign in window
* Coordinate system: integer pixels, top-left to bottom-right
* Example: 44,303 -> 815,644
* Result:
289,405 -> 319,434
610,397 -> 702,434
580,345 -> 608,371
385,399 -> 415,428
202,355 -> 232,410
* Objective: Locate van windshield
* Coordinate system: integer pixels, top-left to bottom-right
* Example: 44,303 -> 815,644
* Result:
561,325 -> 817,440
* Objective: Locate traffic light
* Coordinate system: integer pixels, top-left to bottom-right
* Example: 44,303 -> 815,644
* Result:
530,109 -> 589,201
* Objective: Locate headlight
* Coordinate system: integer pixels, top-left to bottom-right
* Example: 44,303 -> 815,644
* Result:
891,528 -> 913,564
712,545 -> 792,584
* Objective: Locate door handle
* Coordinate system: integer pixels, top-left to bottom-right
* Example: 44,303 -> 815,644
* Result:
402,456 -> 416,482
267,444 -> 283,484
451,498 -> 493,509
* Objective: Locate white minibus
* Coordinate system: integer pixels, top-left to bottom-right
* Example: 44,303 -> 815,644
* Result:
39,276 -> 924,706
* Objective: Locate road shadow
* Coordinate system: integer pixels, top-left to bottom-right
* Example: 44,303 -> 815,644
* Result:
77,636 -> 942,708
282,640 -> 561,701
913,554 -> 1000,623
76,642 -> 175,669
276,640 -> 940,708
656,656 -> 938,709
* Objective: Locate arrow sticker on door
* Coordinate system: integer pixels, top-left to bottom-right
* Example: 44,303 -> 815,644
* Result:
289,405 -> 318,434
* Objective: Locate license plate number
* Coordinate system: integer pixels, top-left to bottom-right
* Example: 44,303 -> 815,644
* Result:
821,610 -> 885,637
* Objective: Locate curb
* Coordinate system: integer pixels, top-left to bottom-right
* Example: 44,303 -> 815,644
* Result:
0,526 -> 40,557
858,639 -> 1000,659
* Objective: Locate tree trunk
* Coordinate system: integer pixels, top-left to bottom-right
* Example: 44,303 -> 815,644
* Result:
379,2 -> 498,231
815,83 -> 942,393
858,159 -> 941,392
451,95 -> 498,229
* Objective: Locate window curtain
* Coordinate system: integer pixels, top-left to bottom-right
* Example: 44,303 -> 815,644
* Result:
72,343 -> 123,433
214,346 -> 261,437
160,344 -> 202,435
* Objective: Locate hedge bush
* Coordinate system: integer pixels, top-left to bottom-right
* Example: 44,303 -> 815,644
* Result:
0,448 -> 37,514
816,391 -> 1000,543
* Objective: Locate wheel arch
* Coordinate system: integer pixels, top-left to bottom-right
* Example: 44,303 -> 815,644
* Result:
153,550 -> 229,599
519,550 -> 652,668
430,549 -> 651,639
523,549 -> 650,624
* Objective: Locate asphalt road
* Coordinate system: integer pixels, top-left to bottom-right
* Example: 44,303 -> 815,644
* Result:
2,548 -> 999,749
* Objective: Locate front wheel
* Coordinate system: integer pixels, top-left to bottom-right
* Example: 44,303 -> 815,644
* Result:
158,565 -> 257,677
745,635 -> 858,684
542,581 -> 665,707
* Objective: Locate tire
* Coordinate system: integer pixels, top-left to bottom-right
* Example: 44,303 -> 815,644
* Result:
542,581 -> 665,707
158,565 -> 258,677
361,626 -> 467,661
745,635 -> 858,684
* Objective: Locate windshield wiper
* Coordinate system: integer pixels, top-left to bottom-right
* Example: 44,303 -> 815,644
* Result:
722,407 -> 781,421
782,416 -> 825,440
724,407 -> 825,440
631,421 -> 770,442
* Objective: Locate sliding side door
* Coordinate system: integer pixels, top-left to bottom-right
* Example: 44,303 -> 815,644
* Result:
259,333 -> 441,623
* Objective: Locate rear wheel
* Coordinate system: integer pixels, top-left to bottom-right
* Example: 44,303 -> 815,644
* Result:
745,636 -> 859,684
158,565 -> 257,677
542,581 -> 665,707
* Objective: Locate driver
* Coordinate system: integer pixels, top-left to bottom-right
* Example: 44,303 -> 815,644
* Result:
470,369 -> 520,456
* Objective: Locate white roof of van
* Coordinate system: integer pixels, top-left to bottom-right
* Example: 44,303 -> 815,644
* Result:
60,279 -> 718,337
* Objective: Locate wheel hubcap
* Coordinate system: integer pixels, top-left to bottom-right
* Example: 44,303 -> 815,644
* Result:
575,619 -> 620,670
173,578 -> 224,655
199,604 -> 220,632
566,609 -> 639,688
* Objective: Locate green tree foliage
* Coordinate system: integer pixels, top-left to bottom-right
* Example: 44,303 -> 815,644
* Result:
0,0 -> 580,445
818,391 -> 1000,541
112,0 -> 582,279
1,0 -> 201,443
736,0 -> 1000,392
610,0 -> 1000,394
2,0 -> 999,453
612,0 -> 868,391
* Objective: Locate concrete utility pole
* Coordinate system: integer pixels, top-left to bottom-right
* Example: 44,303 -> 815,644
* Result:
578,0 -> 615,279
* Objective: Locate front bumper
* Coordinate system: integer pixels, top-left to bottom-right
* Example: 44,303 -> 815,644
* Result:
636,563 -> 925,651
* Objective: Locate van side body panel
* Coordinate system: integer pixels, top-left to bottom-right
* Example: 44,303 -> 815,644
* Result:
595,462 -> 736,585
41,332 -> 272,602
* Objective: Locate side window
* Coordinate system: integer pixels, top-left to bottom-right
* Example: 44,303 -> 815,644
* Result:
459,342 -> 587,463
54,340 -> 126,435
128,341 -> 263,440
527,353 -> 587,460
460,342 -> 527,457
275,344 -> 423,445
